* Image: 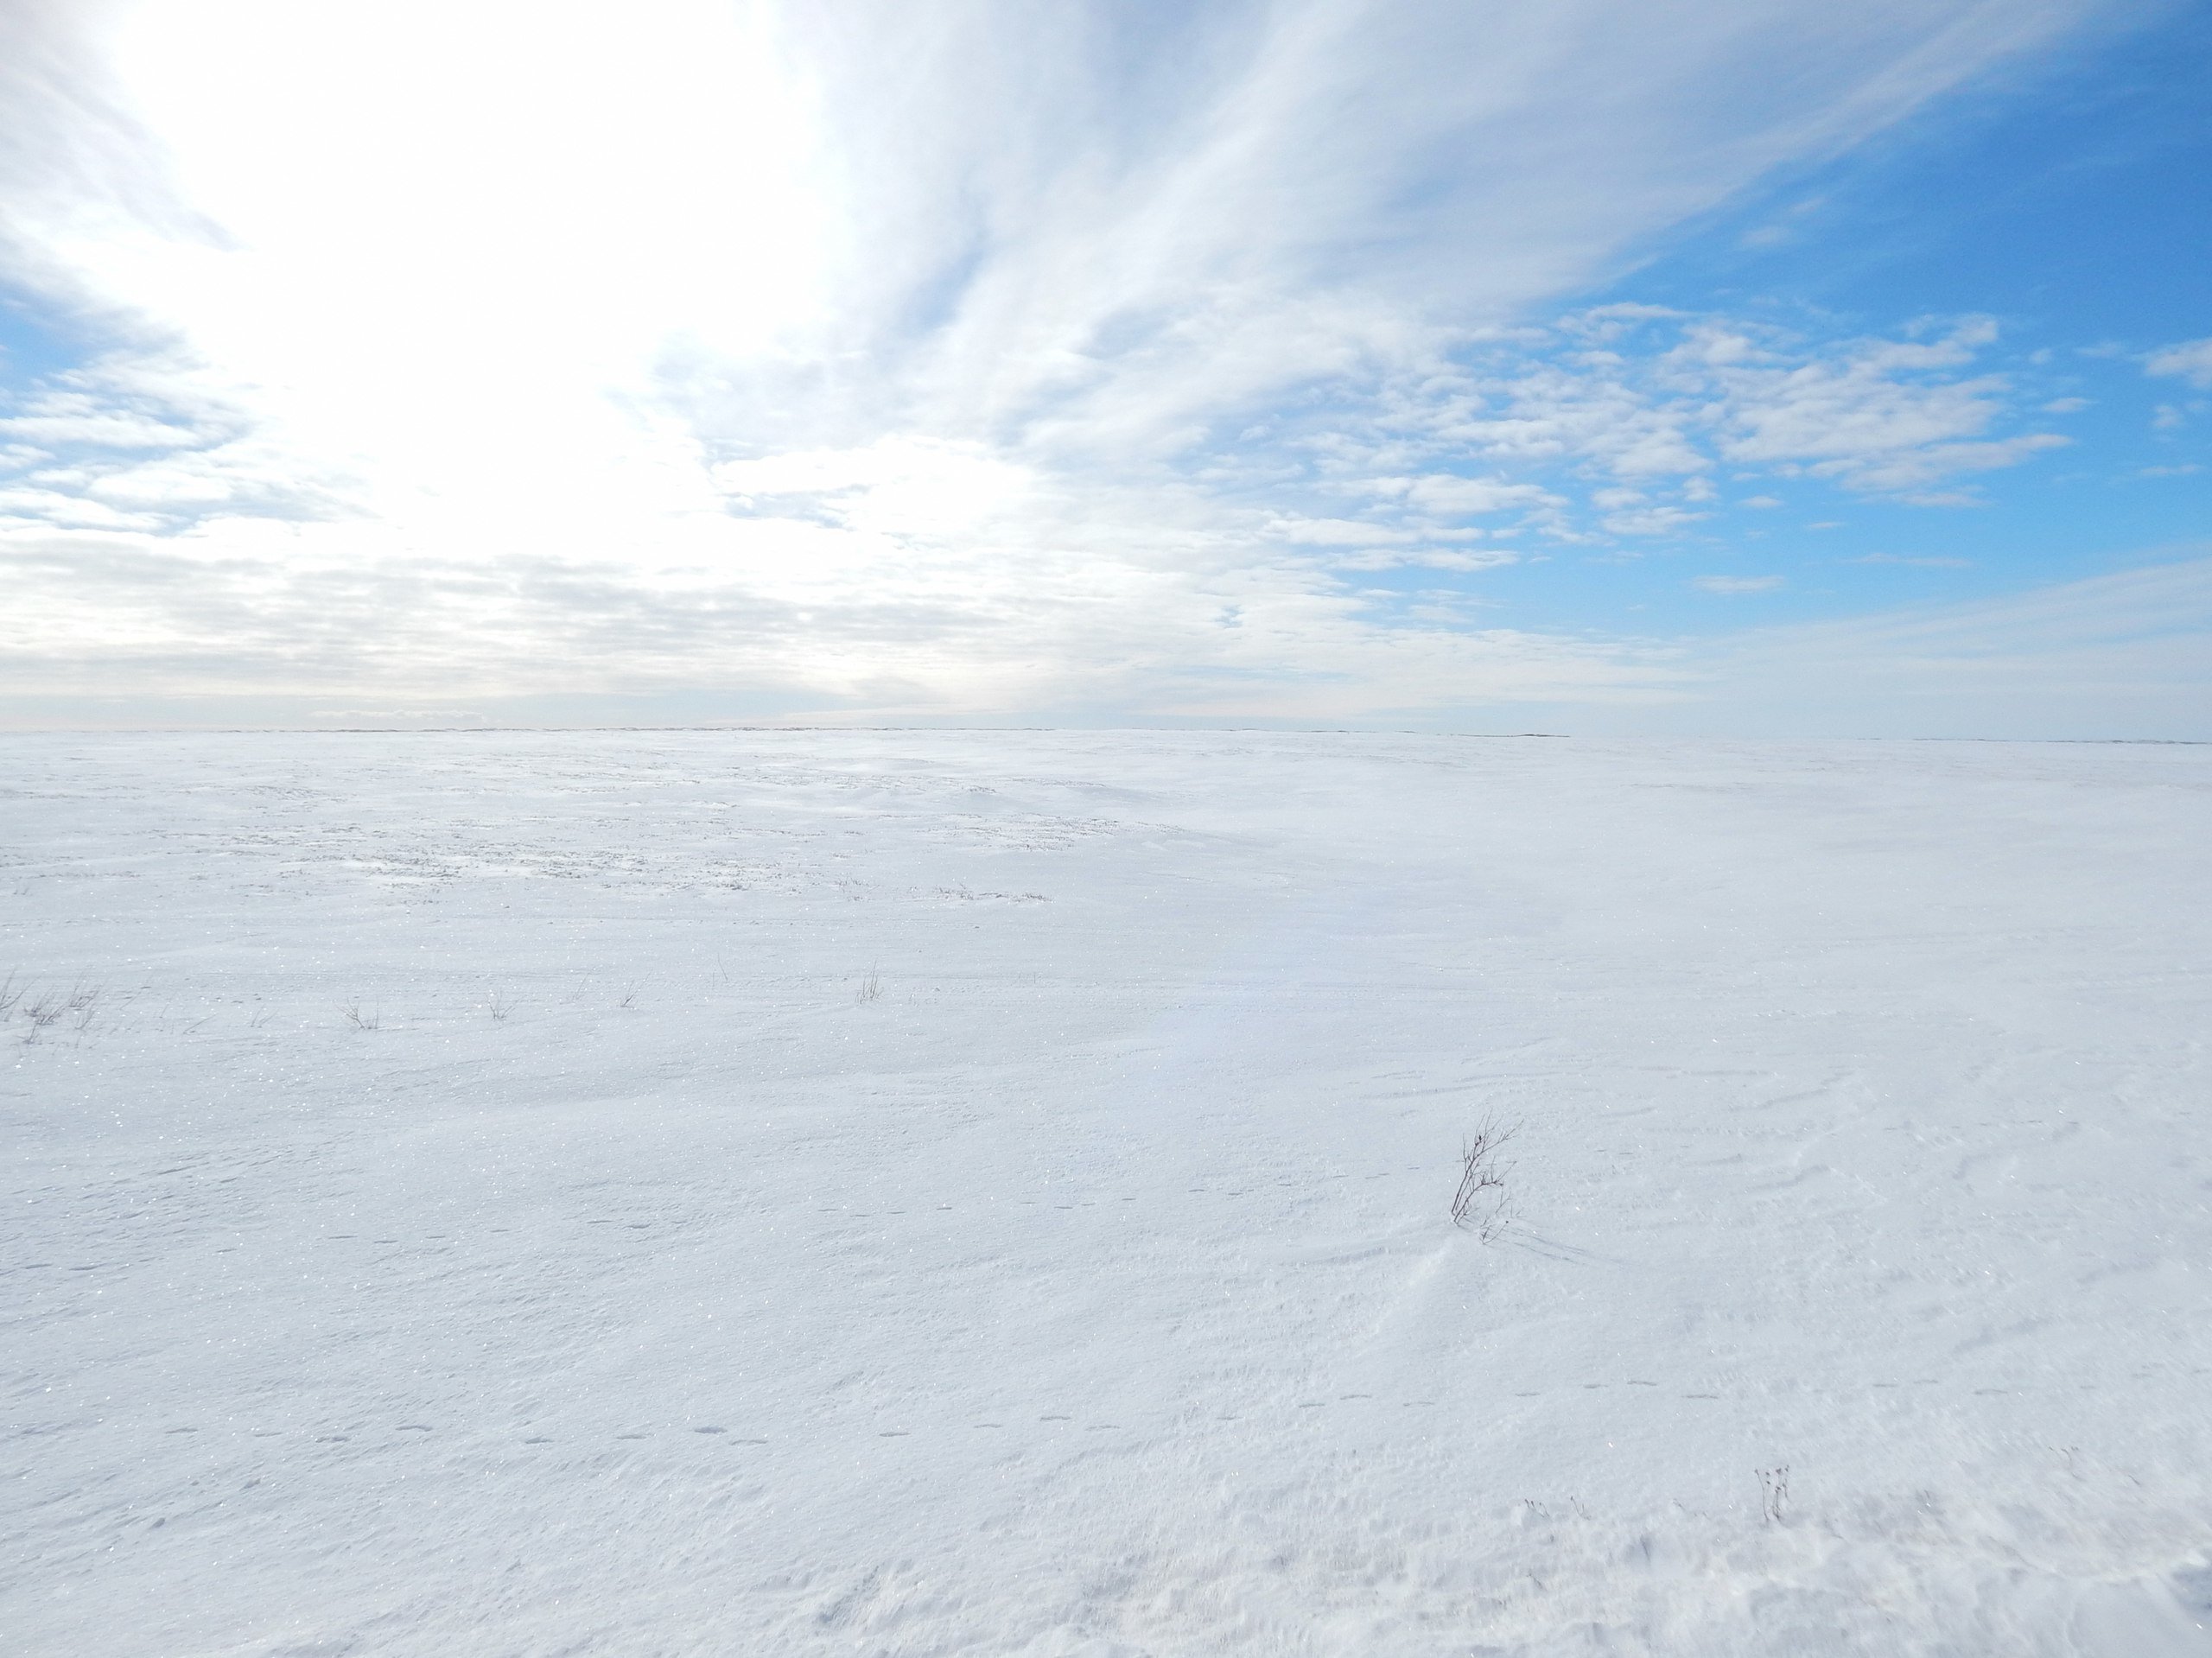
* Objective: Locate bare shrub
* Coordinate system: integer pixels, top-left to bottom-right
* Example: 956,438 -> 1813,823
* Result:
855,969 -> 883,1005
342,1003 -> 380,1032
486,990 -> 515,1021
1450,1117 -> 1520,1240
16,981 -> 100,1042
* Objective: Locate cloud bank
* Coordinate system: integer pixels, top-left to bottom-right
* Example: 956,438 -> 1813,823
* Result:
0,0 -> 2151,727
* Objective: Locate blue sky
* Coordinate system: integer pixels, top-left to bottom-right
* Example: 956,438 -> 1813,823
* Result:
0,0 -> 2206,734
1538,3 -> 2212,637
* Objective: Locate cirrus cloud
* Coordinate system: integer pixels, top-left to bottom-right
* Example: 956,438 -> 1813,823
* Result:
0,0 -> 2124,724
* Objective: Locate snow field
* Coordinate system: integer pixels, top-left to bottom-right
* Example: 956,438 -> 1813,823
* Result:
4,730 -> 2210,1654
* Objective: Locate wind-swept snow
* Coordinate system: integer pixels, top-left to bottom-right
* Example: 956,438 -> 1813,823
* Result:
4,731 -> 2210,1655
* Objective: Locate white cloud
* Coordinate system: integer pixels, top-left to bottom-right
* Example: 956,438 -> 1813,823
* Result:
2145,338 -> 2212,390
1306,312 -> 2069,539
0,0 -> 2117,721
714,439 -> 1036,539
1694,574 -> 1784,594
1268,517 -> 1424,547
1368,474 -> 1560,516
1810,431 -> 2071,499
1332,547 -> 1520,572
1706,323 -> 2050,492
1673,556 -> 2212,739
1605,505 -> 1710,537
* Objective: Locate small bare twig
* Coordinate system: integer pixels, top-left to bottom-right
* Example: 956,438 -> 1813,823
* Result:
15,981 -> 101,1043
342,1003 -> 379,1032
486,990 -> 514,1021
619,982 -> 639,1009
1758,1465 -> 1789,1524
1450,1116 -> 1520,1240
855,969 -> 883,1005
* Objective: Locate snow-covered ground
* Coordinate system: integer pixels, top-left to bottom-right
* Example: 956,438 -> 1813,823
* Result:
5,730 -> 2211,1655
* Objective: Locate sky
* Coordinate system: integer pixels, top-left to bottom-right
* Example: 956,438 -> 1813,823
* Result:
0,0 -> 2207,736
